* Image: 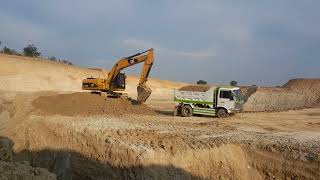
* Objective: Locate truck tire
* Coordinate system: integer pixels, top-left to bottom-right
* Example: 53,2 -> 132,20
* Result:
217,108 -> 228,118
181,105 -> 193,117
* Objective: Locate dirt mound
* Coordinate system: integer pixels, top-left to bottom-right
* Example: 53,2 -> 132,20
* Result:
240,86 -> 258,102
243,79 -> 320,112
179,85 -> 211,92
32,92 -> 156,116
282,78 -> 320,90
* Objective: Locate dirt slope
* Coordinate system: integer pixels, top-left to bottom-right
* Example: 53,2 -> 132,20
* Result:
243,79 -> 320,111
0,54 -> 186,100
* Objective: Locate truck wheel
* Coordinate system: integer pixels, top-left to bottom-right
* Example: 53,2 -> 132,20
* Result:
217,108 -> 228,118
181,105 -> 193,117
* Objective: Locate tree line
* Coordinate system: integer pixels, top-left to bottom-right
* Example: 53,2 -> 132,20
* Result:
197,80 -> 239,86
0,41 -> 73,65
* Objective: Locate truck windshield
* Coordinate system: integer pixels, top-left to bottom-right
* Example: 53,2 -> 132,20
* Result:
232,89 -> 243,102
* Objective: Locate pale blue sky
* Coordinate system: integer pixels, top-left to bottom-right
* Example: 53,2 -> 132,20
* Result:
1,0 -> 320,86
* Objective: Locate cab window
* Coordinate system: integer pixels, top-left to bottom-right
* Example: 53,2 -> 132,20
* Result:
220,90 -> 232,99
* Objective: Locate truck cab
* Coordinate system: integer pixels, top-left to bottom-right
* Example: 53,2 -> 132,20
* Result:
217,87 -> 243,114
174,86 -> 243,118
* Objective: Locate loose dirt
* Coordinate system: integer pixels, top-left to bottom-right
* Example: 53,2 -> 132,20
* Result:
179,85 -> 211,92
32,92 -> 156,117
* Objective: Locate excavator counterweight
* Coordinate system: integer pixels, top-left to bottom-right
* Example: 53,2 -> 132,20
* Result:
82,49 -> 155,103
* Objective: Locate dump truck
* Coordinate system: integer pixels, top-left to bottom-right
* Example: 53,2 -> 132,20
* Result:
174,86 -> 244,118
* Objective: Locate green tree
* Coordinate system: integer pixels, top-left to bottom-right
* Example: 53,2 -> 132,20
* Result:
230,80 -> 238,86
23,44 -> 41,57
49,56 -> 57,61
197,80 -> 207,85
3,46 -> 11,54
2,46 -> 19,55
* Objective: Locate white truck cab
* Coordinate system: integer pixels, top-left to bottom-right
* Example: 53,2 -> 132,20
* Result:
174,86 -> 243,118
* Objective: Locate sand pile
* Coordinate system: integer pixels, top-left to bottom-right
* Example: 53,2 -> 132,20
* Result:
240,86 -> 258,102
179,85 -> 211,92
32,92 -> 156,116
0,137 -> 56,180
243,79 -> 320,112
282,78 -> 320,90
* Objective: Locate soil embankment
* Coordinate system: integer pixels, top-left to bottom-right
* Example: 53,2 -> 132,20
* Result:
243,79 -> 320,112
32,92 -> 156,116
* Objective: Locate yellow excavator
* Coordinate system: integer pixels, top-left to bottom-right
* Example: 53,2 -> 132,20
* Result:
82,48 -> 154,103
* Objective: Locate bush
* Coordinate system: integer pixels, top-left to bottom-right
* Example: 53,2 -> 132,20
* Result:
49,56 -> 57,61
23,44 -> 41,57
61,59 -> 73,65
230,80 -> 238,86
197,80 -> 207,85
2,46 -> 20,55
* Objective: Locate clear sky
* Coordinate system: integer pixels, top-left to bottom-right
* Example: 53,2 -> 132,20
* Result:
1,0 -> 320,86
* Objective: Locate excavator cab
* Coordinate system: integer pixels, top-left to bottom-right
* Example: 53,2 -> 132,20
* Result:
111,73 -> 126,91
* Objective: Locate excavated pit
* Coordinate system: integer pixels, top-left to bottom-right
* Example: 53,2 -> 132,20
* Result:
0,91 -> 319,180
8,133 -> 320,180
32,92 -> 156,117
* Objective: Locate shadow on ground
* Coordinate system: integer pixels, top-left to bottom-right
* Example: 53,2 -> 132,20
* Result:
155,109 -> 174,116
1,137 -> 205,180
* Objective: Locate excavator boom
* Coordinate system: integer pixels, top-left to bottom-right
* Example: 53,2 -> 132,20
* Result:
82,49 -> 154,103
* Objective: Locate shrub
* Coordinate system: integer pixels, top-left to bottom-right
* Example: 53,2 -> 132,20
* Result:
197,80 -> 207,85
23,44 -> 41,57
230,80 -> 238,86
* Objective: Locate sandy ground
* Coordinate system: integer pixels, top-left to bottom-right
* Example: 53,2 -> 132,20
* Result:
0,55 -> 320,179
0,91 -> 319,179
0,54 -> 186,99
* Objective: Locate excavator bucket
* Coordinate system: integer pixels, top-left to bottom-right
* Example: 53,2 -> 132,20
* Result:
137,85 -> 152,103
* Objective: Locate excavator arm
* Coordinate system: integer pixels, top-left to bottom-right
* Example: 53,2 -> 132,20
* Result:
106,48 -> 154,102
106,48 -> 154,89
82,48 -> 154,103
